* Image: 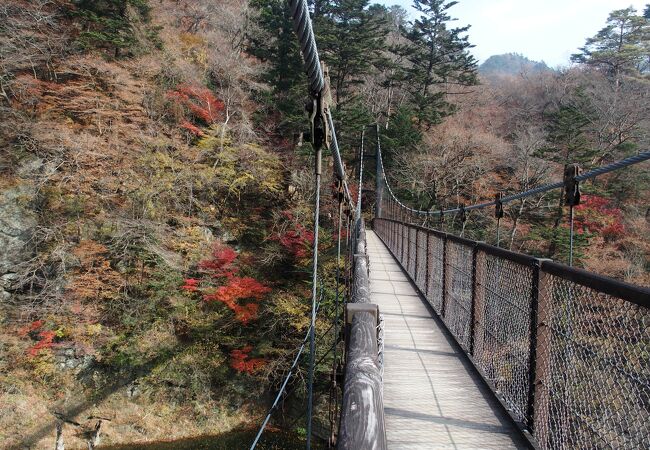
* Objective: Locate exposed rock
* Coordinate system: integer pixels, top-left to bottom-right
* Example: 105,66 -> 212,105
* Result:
0,158 -> 41,300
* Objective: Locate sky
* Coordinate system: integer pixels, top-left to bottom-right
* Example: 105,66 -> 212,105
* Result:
377,0 -> 649,67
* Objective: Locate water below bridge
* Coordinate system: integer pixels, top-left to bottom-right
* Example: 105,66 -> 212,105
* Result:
367,231 -> 530,449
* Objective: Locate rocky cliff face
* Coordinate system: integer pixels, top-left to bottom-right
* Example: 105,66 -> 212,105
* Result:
0,158 -> 40,301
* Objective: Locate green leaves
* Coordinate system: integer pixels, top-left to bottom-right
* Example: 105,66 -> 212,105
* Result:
69,0 -> 153,57
398,0 -> 478,126
571,7 -> 650,81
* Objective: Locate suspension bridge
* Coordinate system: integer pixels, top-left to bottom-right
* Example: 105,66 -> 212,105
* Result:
249,1 -> 650,449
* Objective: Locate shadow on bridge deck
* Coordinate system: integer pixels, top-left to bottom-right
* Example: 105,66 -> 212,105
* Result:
367,231 -> 530,450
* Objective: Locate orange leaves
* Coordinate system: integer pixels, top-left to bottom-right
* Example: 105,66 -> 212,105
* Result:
167,83 -> 224,125
19,320 -> 57,356
28,331 -> 56,356
230,346 -> 266,374
180,121 -> 206,136
18,320 -> 45,337
205,277 -> 271,324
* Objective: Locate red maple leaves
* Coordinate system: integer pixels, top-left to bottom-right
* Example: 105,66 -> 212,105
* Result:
230,346 -> 266,374
574,195 -> 625,240
18,320 -> 57,356
204,277 -> 270,324
271,211 -> 314,259
167,84 -> 224,124
181,243 -> 271,325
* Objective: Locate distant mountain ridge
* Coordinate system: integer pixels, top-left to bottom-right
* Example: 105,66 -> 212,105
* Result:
479,53 -> 551,77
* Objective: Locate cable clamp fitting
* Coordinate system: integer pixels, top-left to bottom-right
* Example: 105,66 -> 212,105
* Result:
495,193 -> 504,219
564,164 -> 581,206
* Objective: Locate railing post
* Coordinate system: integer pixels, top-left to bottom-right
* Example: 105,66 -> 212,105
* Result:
441,235 -> 448,318
425,231 -> 430,299
406,225 -> 411,274
469,244 -> 479,356
528,260 -> 551,445
414,228 -> 419,285
402,223 -> 406,264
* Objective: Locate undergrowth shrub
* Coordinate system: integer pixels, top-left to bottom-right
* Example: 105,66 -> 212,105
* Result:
69,0 -> 156,57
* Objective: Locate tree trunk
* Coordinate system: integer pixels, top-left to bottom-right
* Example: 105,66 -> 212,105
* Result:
87,420 -> 102,450
55,421 -> 65,450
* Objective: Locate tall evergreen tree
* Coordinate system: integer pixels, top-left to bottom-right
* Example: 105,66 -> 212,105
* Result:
71,0 -> 151,57
398,0 -> 477,126
571,7 -> 650,84
316,0 -> 389,107
247,0 -> 307,130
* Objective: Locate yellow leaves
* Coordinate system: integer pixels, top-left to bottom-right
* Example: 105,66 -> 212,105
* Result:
169,225 -> 215,264
85,323 -> 103,336
271,293 -> 309,332
180,33 -> 206,48
179,33 -> 209,69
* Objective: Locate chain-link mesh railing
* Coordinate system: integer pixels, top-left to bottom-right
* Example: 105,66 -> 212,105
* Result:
373,217 -> 650,450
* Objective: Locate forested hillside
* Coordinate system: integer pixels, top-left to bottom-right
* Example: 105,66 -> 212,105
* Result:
0,0 -> 648,448
479,53 -> 550,77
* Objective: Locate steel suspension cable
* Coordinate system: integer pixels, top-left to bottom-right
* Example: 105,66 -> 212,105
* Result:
375,131 -> 650,216
289,0 -> 355,211
249,283 -> 324,450
306,147 -> 321,450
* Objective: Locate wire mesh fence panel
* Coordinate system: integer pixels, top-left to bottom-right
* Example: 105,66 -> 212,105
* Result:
407,227 -> 417,279
416,229 -> 427,293
426,233 -> 444,313
444,240 -> 474,350
533,274 -> 650,450
473,250 -> 535,424
373,218 -> 650,450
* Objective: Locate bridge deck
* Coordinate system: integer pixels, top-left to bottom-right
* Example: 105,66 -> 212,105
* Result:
367,231 -> 529,449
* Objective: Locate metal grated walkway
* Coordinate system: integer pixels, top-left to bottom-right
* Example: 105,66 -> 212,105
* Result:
367,230 -> 529,449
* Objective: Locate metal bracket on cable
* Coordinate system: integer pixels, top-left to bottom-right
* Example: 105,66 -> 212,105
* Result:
335,179 -> 344,203
460,204 -> 467,223
307,62 -> 332,157
564,164 -> 581,206
495,193 -> 504,219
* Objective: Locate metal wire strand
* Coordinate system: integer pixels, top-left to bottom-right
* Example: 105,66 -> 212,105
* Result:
376,139 -> 650,216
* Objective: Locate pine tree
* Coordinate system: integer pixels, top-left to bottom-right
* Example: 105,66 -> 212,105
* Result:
71,0 -> 151,57
315,0 -> 389,107
399,0 -> 477,126
247,0 -> 307,131
571,7 -> 650,85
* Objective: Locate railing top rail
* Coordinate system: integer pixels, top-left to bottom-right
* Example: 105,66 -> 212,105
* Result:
541,260 -> 650,307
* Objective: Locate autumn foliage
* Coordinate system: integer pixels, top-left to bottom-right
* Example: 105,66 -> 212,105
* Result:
574,195 -> 625,240
167,83 -> 224,125
19,320 -> 57,356
271,211 -> 315,259
229,346 -> 266,374
181,243 -> 271,324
